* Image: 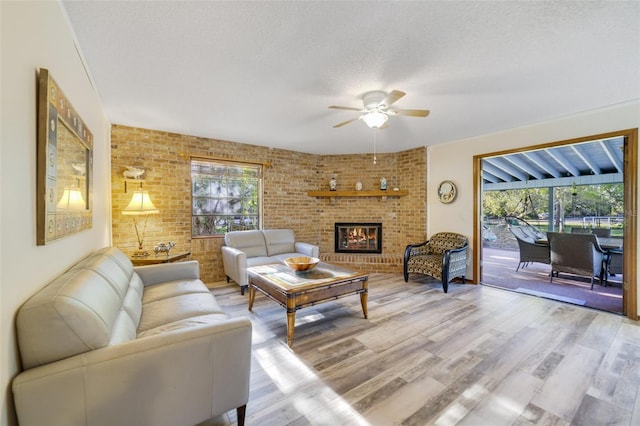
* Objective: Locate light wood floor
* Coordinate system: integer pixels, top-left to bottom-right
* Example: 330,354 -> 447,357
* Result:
206,273 -> 640,426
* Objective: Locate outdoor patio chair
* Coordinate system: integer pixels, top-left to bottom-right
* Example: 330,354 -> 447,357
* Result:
608,249 -> 623,276
592,228 -> 612,238
570,227 -> 591,234
547,232 -> 607,289
508,226 -> 550,271
403,232 -> 468,293
504,216 -> 546,240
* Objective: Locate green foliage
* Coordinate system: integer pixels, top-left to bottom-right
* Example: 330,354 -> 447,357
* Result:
482,188 -> 548,219
483,184 -> 623,219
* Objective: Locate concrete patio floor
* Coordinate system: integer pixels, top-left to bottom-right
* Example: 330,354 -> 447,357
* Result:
480,246 -> 623,314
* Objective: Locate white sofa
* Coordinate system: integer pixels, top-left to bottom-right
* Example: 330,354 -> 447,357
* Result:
13,247 -> 252,426
222,229 -> 319,294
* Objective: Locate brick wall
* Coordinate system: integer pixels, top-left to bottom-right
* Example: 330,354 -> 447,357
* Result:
111,124 -> 426,283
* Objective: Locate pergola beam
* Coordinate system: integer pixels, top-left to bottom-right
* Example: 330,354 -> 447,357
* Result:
600,139 -> 623,173
545,149 -> 580,177
482,161 -> 517,183
484,157 -> 529,181
571,144 -> 601,175
523,151 -> 561,178
483,173 -> 622,191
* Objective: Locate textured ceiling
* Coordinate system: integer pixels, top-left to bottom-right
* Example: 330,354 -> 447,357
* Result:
61,1 -> 640,155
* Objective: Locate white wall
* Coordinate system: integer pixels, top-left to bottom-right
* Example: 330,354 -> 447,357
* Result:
0,2 -> 111,424
427,100 -> 640,298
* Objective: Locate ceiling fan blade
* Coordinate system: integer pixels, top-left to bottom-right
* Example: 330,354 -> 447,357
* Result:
333,117 -> 361,128
388,109 -> 430,117
328,105 -> 362,111
379,90 -> 406,108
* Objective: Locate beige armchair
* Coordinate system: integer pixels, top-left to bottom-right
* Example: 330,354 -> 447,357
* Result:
547,232 -> 607,289
403,232 -> 468,293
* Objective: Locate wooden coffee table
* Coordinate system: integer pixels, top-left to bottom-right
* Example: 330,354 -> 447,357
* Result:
247,262 -> 368,347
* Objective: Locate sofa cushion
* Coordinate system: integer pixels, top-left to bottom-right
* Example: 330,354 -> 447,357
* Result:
137,313 -> 231,338
138,293 -> 226,333
109,310 -> 139,345
263,229 -> 295,256
142,279 -> 212,304
16,268 -> 128,369
246,256 -> 278,268
225,230 -> 268,257
70,247 -> 135,298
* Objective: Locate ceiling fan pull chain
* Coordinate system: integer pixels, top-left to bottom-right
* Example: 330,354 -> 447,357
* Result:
373,128 -> 377,165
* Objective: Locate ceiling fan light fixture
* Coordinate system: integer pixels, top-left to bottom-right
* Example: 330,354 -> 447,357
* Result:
362,110 -> 388,128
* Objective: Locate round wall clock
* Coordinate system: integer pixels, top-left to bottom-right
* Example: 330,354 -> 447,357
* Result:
437,180 -> 457,204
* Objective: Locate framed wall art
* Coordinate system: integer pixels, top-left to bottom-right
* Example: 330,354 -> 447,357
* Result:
37,68 -> 93,245
437,180 -> 457,204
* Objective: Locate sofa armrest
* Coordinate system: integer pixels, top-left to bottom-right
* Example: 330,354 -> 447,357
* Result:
295,242 -> 319,257
221,246 -> 248,286
13,317 -> 252,426
134,260 -> 200,286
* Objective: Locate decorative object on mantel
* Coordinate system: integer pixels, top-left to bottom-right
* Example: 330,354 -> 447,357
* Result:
437,180 -> 457,204
307,189 -> 408,198
122,189 -> 159,257
380,177 -> 387,190
123,166 -> 145,179
154,241 -> 176,257
329,176 -> 337,191
355,181 -> 363,191
36,68 -> 93,245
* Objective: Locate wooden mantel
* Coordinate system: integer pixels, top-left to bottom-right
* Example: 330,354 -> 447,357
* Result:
307,189 -> 409,198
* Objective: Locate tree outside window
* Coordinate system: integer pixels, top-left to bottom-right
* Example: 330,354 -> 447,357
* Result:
191,159 -> 261,237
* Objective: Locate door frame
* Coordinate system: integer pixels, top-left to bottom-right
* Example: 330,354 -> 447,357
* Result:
473,129 -> 638,319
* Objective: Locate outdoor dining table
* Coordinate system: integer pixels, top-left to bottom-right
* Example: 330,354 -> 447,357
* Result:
534,236 -> 623,250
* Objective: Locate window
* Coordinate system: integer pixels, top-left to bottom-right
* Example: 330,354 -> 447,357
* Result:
191,158 -> 262,237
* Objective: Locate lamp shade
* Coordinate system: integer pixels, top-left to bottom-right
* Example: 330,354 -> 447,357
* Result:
56,188 -> 86,210
122,190 -> 159,215
362,110 -> 388,128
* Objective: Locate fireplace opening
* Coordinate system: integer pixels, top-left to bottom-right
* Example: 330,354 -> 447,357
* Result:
335,222 -> 382,253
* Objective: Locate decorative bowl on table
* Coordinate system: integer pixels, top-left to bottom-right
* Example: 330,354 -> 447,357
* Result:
284,256 -> 320,272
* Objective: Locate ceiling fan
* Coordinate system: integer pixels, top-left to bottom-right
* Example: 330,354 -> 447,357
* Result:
329,90 -> 430,129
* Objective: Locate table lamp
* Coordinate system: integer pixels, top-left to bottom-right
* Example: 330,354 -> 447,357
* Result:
122,190 -> 159,257
56,188 -> 86,210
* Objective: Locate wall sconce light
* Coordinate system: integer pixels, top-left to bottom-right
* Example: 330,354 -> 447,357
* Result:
122,189 -> 159,257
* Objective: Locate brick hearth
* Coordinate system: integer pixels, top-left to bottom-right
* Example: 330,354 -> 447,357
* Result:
319,253 -> 404,274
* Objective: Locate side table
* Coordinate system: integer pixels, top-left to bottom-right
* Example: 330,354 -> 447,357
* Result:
128,251 -> 191,266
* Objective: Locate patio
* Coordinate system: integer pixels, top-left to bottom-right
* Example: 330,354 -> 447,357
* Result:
481,246 -> 623,314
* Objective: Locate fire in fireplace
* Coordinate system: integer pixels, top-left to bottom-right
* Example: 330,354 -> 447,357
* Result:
335,222 -> 382,253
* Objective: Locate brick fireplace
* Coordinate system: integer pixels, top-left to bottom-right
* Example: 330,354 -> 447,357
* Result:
334,222 -> 382,254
